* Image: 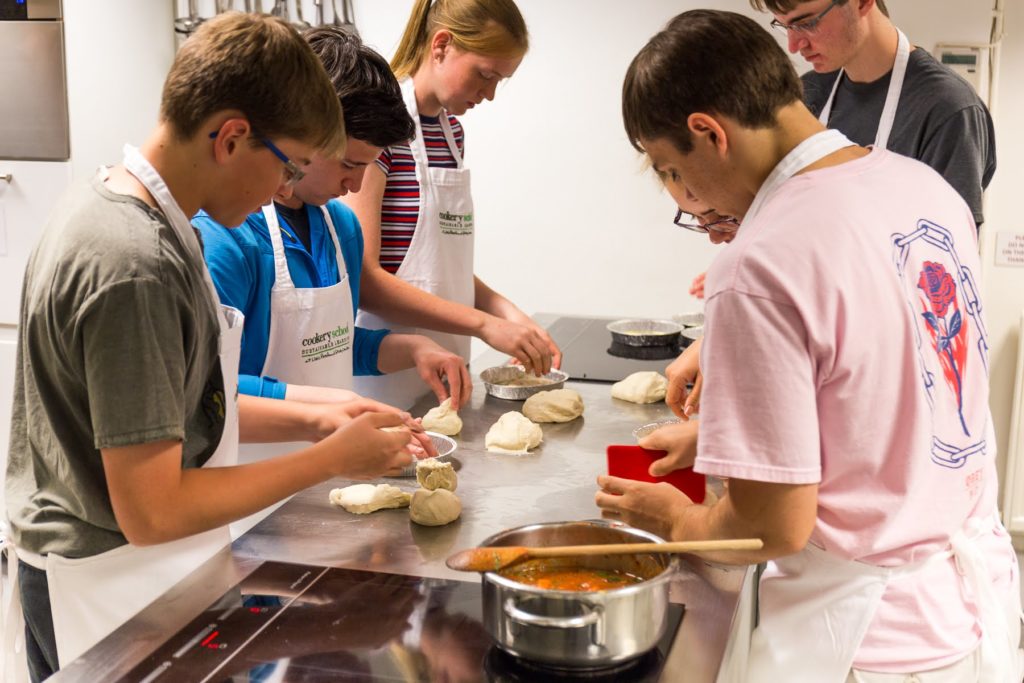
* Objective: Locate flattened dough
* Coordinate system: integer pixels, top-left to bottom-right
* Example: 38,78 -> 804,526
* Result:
485,411 -> 543,455
421,398 -> 462,436
329,484 -> 412,514
611,371 -> 668,404
522,389 -> 584,423
410,488 -> 462,526
416,457 -> 458,492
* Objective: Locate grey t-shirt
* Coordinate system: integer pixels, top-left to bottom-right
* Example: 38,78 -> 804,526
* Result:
803,47 -> 995,226
6,174 -> 226,558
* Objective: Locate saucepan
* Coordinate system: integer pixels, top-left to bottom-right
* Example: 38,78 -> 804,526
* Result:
478,520 -> 675,669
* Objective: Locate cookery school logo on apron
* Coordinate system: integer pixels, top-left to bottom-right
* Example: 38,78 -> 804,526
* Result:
300,324 -> 351,364
893,218 -> 988,469
438,209 -> 473,236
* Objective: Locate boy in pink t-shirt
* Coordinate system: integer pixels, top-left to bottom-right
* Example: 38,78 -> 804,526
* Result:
599,9 -> 1021,681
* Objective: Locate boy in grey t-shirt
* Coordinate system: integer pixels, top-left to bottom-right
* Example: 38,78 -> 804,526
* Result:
7,13 -> 425,680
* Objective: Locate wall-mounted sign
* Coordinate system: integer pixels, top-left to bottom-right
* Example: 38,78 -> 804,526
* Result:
995,232 -> 1024,268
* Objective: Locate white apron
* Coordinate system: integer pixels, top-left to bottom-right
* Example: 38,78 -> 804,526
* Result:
818,29 -> 910,151
2,144 -> 244,674
714,130 -> 1023,682
354,79 -> 475,410
261,202 -> 354,389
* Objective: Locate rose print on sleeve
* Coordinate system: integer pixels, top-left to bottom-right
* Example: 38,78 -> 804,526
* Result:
917,261 -> 969,436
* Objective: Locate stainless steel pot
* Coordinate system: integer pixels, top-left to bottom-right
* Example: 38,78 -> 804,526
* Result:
480,520 -> 676,669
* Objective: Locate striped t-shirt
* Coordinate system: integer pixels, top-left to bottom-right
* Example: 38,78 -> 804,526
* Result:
375,113 -> 465,274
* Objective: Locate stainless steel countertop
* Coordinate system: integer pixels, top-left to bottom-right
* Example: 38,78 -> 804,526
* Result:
54,321 -> 749,682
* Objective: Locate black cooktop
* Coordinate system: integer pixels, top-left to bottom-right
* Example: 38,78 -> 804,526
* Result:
549,317 -> 687,383
117,561 -> 683,683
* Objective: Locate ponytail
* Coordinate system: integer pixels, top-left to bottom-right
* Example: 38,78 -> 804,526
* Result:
391,0 -> 434,80
390,0 -> 529,81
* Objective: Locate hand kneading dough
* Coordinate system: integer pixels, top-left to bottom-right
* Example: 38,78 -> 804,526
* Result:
522,389 -> 584,423
611,371 -> 668,404
416,458 -> 458,492
329,484 -> 412,514
421,398 -> 462,436
410,488 -> 462,526
485,411 -> 543,454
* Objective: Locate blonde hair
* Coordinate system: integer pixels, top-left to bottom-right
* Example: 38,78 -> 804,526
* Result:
391,0 -> 529,80
161,12 -> 345,157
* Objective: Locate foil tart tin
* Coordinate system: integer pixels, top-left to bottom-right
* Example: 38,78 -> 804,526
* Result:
632,419 -> 684,442
397,431 -> 457,478
480,366 -> 569,400
606,319 -> 683,348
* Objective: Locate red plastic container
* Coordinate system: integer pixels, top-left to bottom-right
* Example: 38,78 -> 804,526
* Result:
606,445 -> 706,503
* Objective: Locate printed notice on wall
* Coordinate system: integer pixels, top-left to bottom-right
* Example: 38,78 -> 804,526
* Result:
995,232 -> 1024,268
0,202 -> 7,257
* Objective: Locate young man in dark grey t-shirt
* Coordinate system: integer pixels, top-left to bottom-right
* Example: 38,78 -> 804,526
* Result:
6,13 -> 426,681
752,0 -> 995,228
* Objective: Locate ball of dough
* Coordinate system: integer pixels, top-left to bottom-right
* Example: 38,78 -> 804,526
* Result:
485,411 -> 543,455
329,484 -> 412,514
522,389 -> 584,423
416,457 -> 458,492
410,488 -> 462,526
421,398 -> 463,436
611,371 -> 668,404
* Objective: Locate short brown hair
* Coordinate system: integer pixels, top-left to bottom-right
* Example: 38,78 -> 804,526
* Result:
160,12 -> 344,157
623,10 -> 803,154
749,0 -> 889,18
391,0 -> 529,80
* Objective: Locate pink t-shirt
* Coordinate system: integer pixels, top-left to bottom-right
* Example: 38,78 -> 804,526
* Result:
695,149 -> 1017,672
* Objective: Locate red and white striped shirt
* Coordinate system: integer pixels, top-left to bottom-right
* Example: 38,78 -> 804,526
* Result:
375,113 -> 465,274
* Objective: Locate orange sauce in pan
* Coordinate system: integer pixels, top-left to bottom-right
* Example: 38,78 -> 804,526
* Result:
500,566 -> 646,591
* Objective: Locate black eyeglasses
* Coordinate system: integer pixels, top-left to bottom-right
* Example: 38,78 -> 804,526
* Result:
207,131 -> 306,187
674,209 -> 739,234
769,0 -> 841,34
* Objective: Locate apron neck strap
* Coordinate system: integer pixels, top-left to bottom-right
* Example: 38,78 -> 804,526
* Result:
817,28 -> 910,151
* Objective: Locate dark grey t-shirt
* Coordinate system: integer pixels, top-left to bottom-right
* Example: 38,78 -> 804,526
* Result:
6,174 -> 225,558
803,47 -> 995,226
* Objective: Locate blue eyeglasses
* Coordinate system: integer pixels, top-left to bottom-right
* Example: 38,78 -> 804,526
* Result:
770,0 -> 841,34
208,131 -> 306,187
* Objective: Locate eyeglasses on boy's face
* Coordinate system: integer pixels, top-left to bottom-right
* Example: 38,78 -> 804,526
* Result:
673,209 -> 740,234
769,0 -> 842,34
207,130 -> 306,187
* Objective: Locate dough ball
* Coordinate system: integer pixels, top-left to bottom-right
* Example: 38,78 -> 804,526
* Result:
522,389 -> 584,423
611,371 -> 668,404
416,457 -> 458,492
329,484 -> 412,514
421,398 -> 463,436
410,488 -> 462,526
484,411 -> 543,455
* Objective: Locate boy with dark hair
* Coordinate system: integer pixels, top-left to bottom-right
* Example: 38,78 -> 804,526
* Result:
600,9 -> 1021,682
750,0 -> 994,228
5,14 -> 420,680
195,27 -> 472,409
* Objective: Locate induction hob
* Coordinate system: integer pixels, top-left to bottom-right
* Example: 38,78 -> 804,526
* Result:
548,317 -> 689,383
117,561 -> 684,683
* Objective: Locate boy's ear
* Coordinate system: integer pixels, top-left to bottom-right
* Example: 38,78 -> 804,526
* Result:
209,116 -> 252,161
686,113 -> 729,156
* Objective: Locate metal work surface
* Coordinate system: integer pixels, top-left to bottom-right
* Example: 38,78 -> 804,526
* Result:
53,322 -> 749,682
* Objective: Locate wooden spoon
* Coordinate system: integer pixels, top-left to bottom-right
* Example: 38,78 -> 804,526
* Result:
445,538 -> 763,573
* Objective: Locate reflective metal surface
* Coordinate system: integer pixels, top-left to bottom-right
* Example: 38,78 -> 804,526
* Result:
52,316 -> 750,682
0,18 -> 69,160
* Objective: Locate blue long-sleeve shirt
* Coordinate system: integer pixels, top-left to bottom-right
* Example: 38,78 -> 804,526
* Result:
193,200 -> 388,399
